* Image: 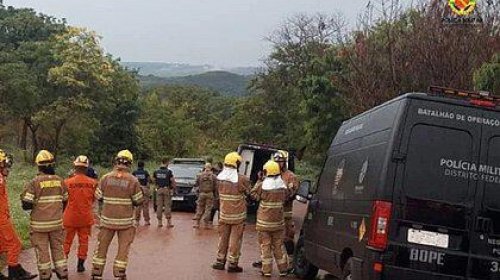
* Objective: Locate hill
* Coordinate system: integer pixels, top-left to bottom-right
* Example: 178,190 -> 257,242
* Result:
139,71 -> 253,97
122,62 -> 261,77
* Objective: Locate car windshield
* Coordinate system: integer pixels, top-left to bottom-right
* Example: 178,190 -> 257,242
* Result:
169,164 -> 203,179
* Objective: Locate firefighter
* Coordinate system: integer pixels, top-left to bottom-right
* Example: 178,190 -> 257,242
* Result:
63,155 -> 98,273
274,150 -> 299,268
250,161 -> 290,277
153,157 -> 176,228
0,150 -> 37,280
132,160 -> 152,226
91,150 -> 144,280
211,152 -> 250,273
21,150 -> 68,280
193,163 -> 217,229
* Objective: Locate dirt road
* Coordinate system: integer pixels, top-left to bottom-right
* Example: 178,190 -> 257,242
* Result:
15,202 -> 328,280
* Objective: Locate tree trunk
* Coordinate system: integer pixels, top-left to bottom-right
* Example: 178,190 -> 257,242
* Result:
27,122 -> 39,162
53,121 -> 66,157
20,118 -> 28,150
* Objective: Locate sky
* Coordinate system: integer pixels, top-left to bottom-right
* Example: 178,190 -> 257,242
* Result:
10,0 -> 379,67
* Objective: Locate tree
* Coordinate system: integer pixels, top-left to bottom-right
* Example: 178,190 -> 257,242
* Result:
0,7 -> 66,154
90,60 -> 140,165
245,14 -> 348,162
474,54 -> 500,94
339,1 -> 500,114
42,27 -> 117,155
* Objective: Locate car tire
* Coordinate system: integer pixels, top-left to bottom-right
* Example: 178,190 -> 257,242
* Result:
293,235 -> 319,280
342,258 -> 353,280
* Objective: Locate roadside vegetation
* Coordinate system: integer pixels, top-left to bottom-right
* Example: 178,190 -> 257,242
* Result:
0,1 -> 498,244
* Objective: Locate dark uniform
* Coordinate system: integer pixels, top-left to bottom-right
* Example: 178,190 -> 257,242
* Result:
132,168 -> 151,224
154,167 -> 175,227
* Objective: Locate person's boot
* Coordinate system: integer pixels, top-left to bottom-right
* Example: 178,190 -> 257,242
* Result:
8,264 -> 37,280
54,269 -> 68,280
158,219 -> 163,227
227,264 -> 243,273
279,270 -> 289,277
211,261 -> 225,270
261,271 -> 272,277
145,220 -> 151,226
193,220 -> 200,228
252,260 -> 263,268
77,258 -> 85,272
167,219 -> 174,228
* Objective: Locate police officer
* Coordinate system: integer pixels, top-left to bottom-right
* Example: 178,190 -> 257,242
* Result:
91,150 -> 144,280
212,152 -> 250,273
21,150 -> 68,280
86,159 -> 99,179
153,157 -> 176,228
193,163 -> 217,229
0,150 -> 36,280
133,161 -> 152,226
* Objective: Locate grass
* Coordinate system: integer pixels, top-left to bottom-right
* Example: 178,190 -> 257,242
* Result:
7,163 -> 36,248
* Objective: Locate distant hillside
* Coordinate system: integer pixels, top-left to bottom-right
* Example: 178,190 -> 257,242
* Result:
138,71 -> 253,97
122,62 -> 261,77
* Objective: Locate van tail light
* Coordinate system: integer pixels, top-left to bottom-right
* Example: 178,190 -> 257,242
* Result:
367,200 -> 392,251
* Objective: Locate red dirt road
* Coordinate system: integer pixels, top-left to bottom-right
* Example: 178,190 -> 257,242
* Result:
15,202 -> 327,280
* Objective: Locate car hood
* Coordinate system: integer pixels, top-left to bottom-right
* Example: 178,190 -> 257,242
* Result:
176,177 -> 196,186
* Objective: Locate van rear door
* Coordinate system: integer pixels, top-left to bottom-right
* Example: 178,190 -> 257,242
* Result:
469,110 -> 500,280
390,100 -> 481,278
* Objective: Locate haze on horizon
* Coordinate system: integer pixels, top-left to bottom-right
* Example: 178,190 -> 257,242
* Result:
10,0 -> 387,67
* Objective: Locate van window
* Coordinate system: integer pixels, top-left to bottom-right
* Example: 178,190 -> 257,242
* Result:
317,155 -> 343,200
404,124 -> 474,203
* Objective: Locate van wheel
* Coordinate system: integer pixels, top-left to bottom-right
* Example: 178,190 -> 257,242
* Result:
342,258 -> 353,280
293,235 -> 319,279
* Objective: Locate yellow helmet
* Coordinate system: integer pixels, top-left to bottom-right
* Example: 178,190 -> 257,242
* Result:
224,152 -> 242,168
263,160 -> 280,176
35,150 -> 55,166
116,149 -> 133,164
0,149 -> 13,168
273,150 -> 288,162
73,155 -> 89,168
0,150 -> 7,163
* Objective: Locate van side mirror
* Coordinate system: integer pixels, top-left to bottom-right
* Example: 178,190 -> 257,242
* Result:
296,180 -> 313,203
